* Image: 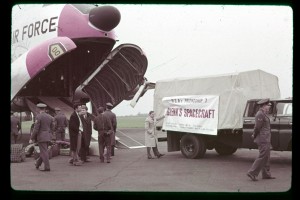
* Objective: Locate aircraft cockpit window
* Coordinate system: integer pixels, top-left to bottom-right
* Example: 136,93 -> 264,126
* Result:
72,4 -> 95,14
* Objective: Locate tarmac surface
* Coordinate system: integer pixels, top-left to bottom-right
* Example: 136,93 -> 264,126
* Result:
10,128 -> 293,198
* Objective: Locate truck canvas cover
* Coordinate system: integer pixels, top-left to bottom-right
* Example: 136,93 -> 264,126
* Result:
154,69 -> 280,130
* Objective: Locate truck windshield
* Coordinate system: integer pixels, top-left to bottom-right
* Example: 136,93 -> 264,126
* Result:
276,102 -> 292,116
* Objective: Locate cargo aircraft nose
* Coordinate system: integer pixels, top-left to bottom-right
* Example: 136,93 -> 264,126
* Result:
89,5 -> 121,32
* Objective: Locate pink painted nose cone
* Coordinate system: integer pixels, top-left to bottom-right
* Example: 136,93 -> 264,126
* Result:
89,5 -> 121,31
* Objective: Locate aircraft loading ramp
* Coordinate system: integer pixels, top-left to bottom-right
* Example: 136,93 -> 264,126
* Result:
38,97 -> 74,119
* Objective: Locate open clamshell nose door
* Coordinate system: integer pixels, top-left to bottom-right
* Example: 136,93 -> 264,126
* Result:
77,44 -> 148,109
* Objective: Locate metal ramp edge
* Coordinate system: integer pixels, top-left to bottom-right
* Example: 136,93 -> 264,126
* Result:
115,130 -> 146,149
37,97 -> 74,119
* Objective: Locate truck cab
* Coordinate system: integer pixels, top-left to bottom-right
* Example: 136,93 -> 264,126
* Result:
242,98 -> 292,151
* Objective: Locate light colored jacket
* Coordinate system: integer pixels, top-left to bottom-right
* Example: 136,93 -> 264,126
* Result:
144,116 -> 164,147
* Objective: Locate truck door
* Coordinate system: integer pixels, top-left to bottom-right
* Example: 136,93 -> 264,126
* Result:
242,101 -> 258,149
269,103 -> 280,150
276,101 -> 292,150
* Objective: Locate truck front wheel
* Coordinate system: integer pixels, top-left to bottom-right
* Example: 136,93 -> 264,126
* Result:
180,134 -> 206,159
214,143 -> 237,155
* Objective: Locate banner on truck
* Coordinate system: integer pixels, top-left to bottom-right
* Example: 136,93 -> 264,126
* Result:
162,95 -> 219,135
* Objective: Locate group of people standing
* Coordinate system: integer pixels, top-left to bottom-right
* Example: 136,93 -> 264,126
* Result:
28,101 -> 117,171
68,102 -> 117,166
14,98 -> 275,182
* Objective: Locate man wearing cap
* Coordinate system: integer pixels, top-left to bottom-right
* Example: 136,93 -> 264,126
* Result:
29,103 -> 54,172
54,107 -> 68,141
94,106 -> 113,163
247,98 -> 275,181
11,111 -> 21,144
104,102 -> 117,156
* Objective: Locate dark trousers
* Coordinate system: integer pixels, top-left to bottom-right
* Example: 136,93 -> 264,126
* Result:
56,129 -> 65,141
36,142 -> 50,170
147,146 -> 160,156
98,133 -> 111,162
111,145 -> 115,156
247,143 -> 272,178
79,137 -> 88,161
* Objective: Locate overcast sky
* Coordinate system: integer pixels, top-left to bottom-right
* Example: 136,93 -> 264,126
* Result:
110,4 -> 293,116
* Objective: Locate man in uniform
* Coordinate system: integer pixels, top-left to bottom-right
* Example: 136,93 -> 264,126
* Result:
104,102 -> 117,156
11,111 -> 21,144
247,98 -> 276,181
29,103 -> 54,172
54,107 -> 68,141
94,107 -> 113,163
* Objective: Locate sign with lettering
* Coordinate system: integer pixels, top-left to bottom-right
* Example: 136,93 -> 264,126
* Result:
162,95 -> 219,135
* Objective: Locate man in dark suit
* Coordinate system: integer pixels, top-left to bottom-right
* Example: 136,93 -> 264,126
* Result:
79,105 -> 95,162
68,103 -> 84,166
247,98 -> 276,181
104,102 -> 117,156
29,103 -> 54,172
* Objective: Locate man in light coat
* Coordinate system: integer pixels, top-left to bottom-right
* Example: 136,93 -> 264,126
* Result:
247,98 -> 276,181
145,111 -> 165,159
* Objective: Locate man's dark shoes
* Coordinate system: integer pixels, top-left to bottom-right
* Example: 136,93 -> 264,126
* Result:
34,162 -> 39,170
262,176 -> 276,179
157,154 -> 165,158
40,169 -> 50,172
247,173 -> 258,181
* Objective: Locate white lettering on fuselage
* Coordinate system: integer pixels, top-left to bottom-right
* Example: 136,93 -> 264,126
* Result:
12,16 -> 58,44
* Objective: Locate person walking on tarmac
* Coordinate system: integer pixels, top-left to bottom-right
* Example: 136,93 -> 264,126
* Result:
11,111 -> 21,144
53,107 -> 68,141
94,107 -> 113,163
29,103 -> 54,172
247,98 -> 276,181
145,111 -> 165,159
104,102 -> 117,156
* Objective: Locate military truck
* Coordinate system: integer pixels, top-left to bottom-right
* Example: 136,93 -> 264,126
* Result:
151,69 -> 292,159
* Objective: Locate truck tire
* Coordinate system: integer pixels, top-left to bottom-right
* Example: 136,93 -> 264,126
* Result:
180,134 -> 206,159
214,143 -> 237,155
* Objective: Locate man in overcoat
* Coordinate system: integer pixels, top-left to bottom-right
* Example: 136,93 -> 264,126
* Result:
79,105 -> 95,162
68,103 -> 84,166
145,111 -> 165,159
247,98 -> 276,181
